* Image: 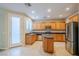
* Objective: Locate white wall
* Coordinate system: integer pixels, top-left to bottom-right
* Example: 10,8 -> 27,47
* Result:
25,18 -> 32,33
0,8 -> 9,49
8,12 -> 26,47
0,8 -> 29,49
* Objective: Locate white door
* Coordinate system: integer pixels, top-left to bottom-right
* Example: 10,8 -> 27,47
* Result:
11,16 -> 21,47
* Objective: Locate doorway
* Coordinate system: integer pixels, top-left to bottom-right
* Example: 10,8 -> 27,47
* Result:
10,16 -> 21,47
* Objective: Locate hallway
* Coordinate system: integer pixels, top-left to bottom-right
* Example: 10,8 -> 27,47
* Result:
0,41 -> 71,56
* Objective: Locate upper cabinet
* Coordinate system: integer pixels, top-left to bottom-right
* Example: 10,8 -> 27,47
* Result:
50,22 -> 56,30
49,22 -> 65,30
66,12 -> 79,23
55,22 -> 66,30
32,22 -> 45,30
69,15 -> 78,22
32,20 -> 66,30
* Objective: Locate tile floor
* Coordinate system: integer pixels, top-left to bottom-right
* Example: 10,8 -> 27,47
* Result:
0,41 -> 71,56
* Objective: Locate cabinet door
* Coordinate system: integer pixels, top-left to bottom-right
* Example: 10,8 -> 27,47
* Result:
60,22 -> 66,30
47,39 -> 54,53
56,34 -> 65,42
74,15 -> 78,22
33,22 -> 46,30
43,39 -> 48,52
32,22 -> 37,30
69,15 -> 78,22
53,34 -> 57,41
55,22 -> 66,30
37,23 -> 40,29
55,22 -> 60,30
31,35 -> 38,43
42,23 -> 45,29
53,34 -> 65,42
40,22 -> 45,30
51,22 -> 56,29
25,35 -> 31,44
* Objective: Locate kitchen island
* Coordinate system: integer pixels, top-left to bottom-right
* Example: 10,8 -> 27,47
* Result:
42,34 -> 54,53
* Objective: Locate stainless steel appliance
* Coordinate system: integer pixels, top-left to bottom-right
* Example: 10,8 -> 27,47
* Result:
66,22 -> 78,55
78,20 -> 79,55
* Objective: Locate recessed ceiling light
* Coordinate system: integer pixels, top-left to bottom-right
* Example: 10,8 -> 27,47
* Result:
66,8 -> 70,11
32,11 -> 35,14
48,9 -> 51,12
47,15 -> 50,18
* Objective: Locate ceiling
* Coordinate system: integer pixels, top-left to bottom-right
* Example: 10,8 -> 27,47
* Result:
0,3 -> 78,20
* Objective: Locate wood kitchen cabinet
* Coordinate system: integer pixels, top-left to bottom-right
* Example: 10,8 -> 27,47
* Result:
53,34 -> 65,42
40,22 -> 45,29
55,22 -> 60,30
50,22 -> 56,29
43,39 -> 48,52
32,21 -> 66,30
60,22 -> 66,30
32,22 -> 41,30
55,22 -> 66,30
69,15 -> 78,22
32,22 -> 45,30
43,37 -> 54,53
47,39 -> 54,53
32,22 -> 37,30
25,34 -> 38,44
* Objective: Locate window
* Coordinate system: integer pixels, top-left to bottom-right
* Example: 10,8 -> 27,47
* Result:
12,16 -> 20,44
26,19 -> 32,33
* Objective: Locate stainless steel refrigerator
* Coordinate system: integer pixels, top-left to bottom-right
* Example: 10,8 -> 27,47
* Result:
66,22 -> 78,55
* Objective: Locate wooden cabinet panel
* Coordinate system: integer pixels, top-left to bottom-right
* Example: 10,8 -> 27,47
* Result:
33,22 -> 46,30
56,34 -> 65,42
50,22 -> 56,29
74,15 -> 78,22
55,22 -> 65,30
32,22 -> 37,30
69,15 -> 78,22
25,35 -> 31,44
53,34 -> 57,41
56,22 -> 60,30
37,23 -> 40,29
32,21 -> 66,30
32,22 -> 41,30
47,39 -> 54,52
40,22 -> 45,29
53,34 -> 65,42
43,38 -> 54,53
25,34 -> 38,44
43,39 -> 48,52
60,22 -> 66,30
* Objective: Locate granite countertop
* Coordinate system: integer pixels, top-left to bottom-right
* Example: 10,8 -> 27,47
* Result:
42,34 -> 53,39
25,33 -> 36,35
31,30 -> 66,34
25,30 -> 66,35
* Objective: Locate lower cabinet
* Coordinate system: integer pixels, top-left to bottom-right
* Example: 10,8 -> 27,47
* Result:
43,38 -> 54,53
43,39 -> 48,52
25,34 -> 38,44
53,34 -> 65,42
47,39 -> 54,53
